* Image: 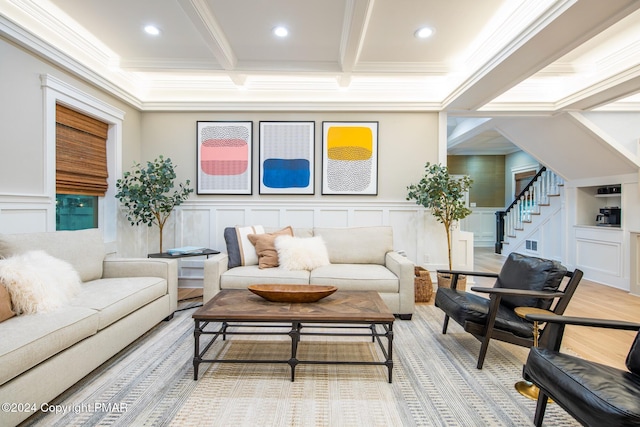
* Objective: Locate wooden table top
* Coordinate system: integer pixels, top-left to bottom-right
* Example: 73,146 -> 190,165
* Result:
193,289 -> 395,323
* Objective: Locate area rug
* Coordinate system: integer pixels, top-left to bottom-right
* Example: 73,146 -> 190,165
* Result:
20,303 -> 580,426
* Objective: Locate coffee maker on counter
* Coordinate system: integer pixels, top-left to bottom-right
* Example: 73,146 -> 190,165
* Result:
596,207 -> 621,227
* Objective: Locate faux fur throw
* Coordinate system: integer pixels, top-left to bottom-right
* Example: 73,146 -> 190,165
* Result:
275,235 -> 330,271
0,250 -> 82,314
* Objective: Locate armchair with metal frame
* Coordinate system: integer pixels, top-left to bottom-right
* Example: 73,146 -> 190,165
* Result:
522,314 -> 640,427
434,252 -> 583,369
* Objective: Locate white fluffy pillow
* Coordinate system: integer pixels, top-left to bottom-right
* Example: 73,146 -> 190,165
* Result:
275,235 -> 330,271
0,250 -> 82,314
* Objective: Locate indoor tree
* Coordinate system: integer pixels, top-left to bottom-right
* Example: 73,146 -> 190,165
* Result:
407,162 -> 473,271
116,156 -> 193,252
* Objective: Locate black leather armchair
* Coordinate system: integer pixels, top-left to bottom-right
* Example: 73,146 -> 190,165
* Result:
523,314 -> 640,427
435,252 -> 583,369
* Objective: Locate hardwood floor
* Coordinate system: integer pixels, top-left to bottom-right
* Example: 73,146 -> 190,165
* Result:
471,247 -> 640,370
177,287 -> 203,302
177,249 -> 640,369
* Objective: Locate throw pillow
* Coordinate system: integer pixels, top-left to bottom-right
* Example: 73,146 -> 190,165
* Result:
224,225 -> 265,268
0,250 -> 82,314
275,235 -> 330,271
0,283 -> 15,322
247,226 -> 294,269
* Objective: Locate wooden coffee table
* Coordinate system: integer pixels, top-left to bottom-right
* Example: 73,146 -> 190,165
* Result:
192,289 -> 395,382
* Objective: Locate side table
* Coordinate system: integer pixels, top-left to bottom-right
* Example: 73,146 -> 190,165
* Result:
514,306 -> 555,402
147,248 -> 220,258
148,249 -> 220,309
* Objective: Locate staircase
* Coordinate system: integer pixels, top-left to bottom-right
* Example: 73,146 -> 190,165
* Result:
495,167 -> 564,254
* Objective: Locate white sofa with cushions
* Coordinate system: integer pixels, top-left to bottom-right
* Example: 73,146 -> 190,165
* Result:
203,226 -> 415,319
0,229 -> 178,426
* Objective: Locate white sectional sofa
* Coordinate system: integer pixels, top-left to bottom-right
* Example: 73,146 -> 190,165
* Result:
0,229 -> 178,426
203,226 -> 415,319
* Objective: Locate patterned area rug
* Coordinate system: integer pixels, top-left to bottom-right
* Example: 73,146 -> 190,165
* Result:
20,302 -> 580,426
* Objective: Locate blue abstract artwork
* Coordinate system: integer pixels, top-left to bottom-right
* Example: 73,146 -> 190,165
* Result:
259,122 -> 315,194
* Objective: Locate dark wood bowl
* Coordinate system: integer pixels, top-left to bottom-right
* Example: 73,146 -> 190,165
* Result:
248,284 -> 337,303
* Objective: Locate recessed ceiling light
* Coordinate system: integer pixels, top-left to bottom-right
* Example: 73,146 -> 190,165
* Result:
414,26 -> 434,39
144,25 -> 161,36
273,26 -> 289,37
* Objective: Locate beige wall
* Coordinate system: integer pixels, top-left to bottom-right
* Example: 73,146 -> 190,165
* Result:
140,111 -> 438,201
0,37 -> 142,196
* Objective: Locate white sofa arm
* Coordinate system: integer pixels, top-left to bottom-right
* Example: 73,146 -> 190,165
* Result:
203,253 -> 229,304
385,251 -> 415,315
102,258 -> 179,313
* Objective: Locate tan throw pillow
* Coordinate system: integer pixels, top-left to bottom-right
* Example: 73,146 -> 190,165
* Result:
0,284 -> 15,322
247,226 -> 294,269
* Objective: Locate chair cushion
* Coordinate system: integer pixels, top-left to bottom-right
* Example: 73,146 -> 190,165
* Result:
495,252 -> 567,310
626,331 -> 640,375
0,306 -> 99,386
70,277 -> 167,330
526,347 -> 640,426
310,264 -> 399,292
434,287 -> 534,338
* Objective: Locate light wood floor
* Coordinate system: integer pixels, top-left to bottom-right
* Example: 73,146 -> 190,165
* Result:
178,249 -> 640,370
472,247 -> 640,370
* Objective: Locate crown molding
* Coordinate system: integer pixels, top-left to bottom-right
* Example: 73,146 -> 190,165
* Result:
139,100 -> 442,112
0,12 -> 144,109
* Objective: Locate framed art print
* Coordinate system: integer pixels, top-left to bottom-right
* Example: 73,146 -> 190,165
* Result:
322,121 -> 378,195
197,121 -> 252,194
259,121 -> 315,194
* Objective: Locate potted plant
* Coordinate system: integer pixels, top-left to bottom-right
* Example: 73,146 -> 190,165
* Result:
407,162 -> 473,288
116,156 -> 193,253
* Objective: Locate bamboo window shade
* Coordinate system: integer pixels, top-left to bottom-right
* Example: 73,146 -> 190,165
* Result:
56,104 -> 109,196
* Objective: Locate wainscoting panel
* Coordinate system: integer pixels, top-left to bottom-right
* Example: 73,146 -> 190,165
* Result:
0,193 -> 52,233
0,207 -> 49,234
283,209 -> 316,228
315,209 -> 350,227
575,230 -> 624,288
177,208 -> 212,248
353,209 -> 384,226
462,208 -> 498,248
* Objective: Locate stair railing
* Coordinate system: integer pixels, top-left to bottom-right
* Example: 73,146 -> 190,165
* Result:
495,167 -> 564,253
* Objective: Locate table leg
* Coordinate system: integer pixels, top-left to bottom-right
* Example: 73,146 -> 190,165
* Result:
193,319 -> 201,380
288,321 -> 301,382
386,323 -> 394,383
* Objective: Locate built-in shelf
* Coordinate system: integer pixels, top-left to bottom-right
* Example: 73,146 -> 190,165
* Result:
576,184 -> 622,227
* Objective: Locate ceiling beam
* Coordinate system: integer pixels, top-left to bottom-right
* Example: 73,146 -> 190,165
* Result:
339,0 -> 374,74
557,64 -> 640,110
178,0 -> 237,71
444,0 -> 640,112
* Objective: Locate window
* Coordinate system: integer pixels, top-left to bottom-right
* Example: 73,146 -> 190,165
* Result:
514,170 -> 537,198
55,103 -> 108,230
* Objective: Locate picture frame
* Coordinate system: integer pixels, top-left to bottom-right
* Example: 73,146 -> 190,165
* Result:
258,121 -> 315,195
196,121 -> 253,195
322,121 -> 378,195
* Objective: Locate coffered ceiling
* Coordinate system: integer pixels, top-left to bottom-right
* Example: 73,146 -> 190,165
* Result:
2,0 -> 640,154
